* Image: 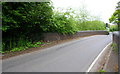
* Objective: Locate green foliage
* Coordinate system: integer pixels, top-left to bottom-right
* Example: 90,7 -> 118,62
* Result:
46,8 -> 105,34
109,1 -> 120,24
99,69 -> 106,72
111,43 -> 118,53
77,20 -> 106,31
49,9 -> 78,34
2,2 -> 52,52
2,2 -> 107,52
4,40 -> 44,52
2,2 -> 53,32
109,25 -> 118,32
109,10 -> 119,24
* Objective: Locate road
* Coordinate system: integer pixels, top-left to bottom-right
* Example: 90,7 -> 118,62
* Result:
2,34 -> 112,72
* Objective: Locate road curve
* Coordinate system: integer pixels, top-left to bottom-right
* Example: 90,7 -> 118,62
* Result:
2,34 -> 112,72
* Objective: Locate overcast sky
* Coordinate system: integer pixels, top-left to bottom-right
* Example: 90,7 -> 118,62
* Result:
51,0 -> 119,23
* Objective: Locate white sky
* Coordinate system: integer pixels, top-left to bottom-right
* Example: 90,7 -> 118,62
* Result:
51,0 -> 119,23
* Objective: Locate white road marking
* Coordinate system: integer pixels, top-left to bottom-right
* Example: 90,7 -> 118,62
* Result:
86,42 -> 112,72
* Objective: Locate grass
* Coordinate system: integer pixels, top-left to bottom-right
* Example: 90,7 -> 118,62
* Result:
10,41 -> 44,52
99,69 -> 106,72
2,38 -> 44,53
111,43 -> 118,53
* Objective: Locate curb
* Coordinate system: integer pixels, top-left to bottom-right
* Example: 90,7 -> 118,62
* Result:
87,42 -> 112,72
103,47 -> 112,70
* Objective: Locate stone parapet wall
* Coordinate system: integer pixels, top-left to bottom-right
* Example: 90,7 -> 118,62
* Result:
113,31 -> 119,45
42,31 -> 109,42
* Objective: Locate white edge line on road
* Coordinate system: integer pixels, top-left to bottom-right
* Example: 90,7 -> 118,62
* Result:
86,42 -> 112,72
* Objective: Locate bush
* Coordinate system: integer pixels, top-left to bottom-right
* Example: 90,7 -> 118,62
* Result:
110,25 -> 118,32
78,20 -> 106,31
111,43 -> 118,53
47,9 -> 79,34
2,2 -> 53,51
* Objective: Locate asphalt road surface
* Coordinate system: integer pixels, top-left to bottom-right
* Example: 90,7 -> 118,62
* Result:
2,34 -> 112,72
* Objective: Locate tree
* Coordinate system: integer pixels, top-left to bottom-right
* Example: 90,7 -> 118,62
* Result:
49,8 -> 78,34
109,1 -> 120,31
2,2 -> 53,51
109,1 -> 120,24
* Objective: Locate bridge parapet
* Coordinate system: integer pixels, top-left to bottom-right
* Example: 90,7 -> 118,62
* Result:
42,31 -> 109,42
113,31 -> 120,45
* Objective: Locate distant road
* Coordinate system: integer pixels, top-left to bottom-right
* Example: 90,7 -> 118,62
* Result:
3,34 -> 112,72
